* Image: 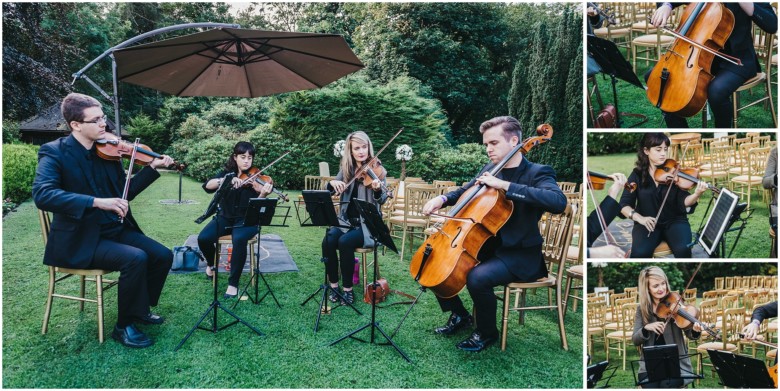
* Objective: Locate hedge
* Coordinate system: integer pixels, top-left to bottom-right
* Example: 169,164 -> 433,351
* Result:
2,143 -> 39,204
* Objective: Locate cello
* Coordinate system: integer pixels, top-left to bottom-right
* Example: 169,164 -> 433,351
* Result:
409,124 -> 553,298
646,3 -> 742,117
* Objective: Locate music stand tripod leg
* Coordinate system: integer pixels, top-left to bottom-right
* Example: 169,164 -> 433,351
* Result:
232,236 -> 281,309
329,239 -> 411,363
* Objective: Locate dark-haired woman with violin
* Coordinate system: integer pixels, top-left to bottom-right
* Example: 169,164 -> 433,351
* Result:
647,3 -> 777,128
197,141 -> 273,298
33,93 -> 174,348
323,131 -> 388,305
634,266 -> 702,388
619,133 -> 707,258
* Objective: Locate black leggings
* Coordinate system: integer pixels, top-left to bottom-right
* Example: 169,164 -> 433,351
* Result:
322,226 -> 364,288
197,216 -> 258,288
630,220 -> 693,258
644,67 -> 749,128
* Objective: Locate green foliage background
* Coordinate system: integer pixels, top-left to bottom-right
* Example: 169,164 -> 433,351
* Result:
2,144 -> 39,204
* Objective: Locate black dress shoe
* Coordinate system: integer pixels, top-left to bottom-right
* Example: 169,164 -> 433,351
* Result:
133,312 -> 164,325
456,331 -> 497,352
434,313 -> 473,335
111,324 -> 153,348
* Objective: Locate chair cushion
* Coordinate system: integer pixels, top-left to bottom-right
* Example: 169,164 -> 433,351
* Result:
737,72 -> 766,91
508,274 -> 555,288
567,264 -> 584,277
55,266 -> 112,276
606,330 -> 632,339
632,34 -> 674,45
566,246 -> 580,262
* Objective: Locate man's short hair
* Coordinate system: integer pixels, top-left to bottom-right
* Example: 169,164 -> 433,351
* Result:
61,93 -> 102,130
479,116 -> 523,141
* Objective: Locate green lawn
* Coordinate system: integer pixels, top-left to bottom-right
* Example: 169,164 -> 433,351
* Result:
588,46 -> 778,129
2,172 -> 583,388
587,153 -> 772,258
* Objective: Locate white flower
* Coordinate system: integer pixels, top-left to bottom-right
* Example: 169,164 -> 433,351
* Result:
591,262 -> 608,268
395,144 -> 413,161
333,140 -> 346,157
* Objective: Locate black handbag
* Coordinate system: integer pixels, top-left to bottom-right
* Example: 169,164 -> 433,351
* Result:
171,246 -> 203,272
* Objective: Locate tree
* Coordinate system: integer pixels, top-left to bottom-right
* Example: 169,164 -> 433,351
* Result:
351,3 -> 516,143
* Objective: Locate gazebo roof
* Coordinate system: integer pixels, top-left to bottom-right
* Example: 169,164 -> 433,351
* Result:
20,103 -> 120,133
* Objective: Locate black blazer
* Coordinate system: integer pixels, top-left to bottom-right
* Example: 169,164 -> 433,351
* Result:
442,157 -> 566,281
32,135 -> 160,268
662,3 -> 778,79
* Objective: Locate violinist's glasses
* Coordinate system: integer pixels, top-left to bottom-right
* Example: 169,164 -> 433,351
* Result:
79,115 -> 107,124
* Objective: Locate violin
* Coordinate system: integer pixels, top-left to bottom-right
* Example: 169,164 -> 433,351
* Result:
653,159 -> 719,194
238,167 -> 289,202
646,3 -> 741,117
341,128 -> 403,191
587,171 -> 637,192
655,291 -> 719,338
96,133 -> 184,170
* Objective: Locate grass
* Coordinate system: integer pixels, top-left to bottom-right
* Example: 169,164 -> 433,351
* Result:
588,45 -> 778,129
587,153 -> 772,258
2,172 -> 583,388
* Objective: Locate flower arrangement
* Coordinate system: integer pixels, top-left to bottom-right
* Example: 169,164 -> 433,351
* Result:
395,144 -> 413,161
333,140 -> 346,157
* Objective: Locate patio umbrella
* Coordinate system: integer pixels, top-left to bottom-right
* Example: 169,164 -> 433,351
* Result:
112,28 -> 364,97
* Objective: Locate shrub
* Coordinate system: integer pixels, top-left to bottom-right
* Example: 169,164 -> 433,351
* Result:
126,113 -> 167,153
3,120 -> 21,144
2,143 -> 39,204
245,125 -> 314,190
587,132 -> 643,156
411,143 -> 485,185
182,136 -> 236,183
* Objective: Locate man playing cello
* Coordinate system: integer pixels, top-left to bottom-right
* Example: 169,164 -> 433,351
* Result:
421,116 -> 567,352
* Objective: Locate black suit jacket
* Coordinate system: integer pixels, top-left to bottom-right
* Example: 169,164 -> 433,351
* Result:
442,157 -> 567,281
32,135 -> 160,268
662,3 -> 777,79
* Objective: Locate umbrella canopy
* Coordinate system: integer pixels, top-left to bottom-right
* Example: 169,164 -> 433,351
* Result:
113,28 -> 364,97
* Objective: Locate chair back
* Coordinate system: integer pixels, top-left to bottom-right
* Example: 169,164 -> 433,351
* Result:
588,301 -> 608,329
318,162 -> 330,177
403,184 -> 438,224
38,209 -> 52,245
748,147 -> 771,176
683,288 -> 697,302
618,302 -> 636,333
557,181 -> 577,193
540,204 -> 575,278
715,276 -> 725,289
722,307 -> 746,349
304,175 -> 324,191
432,180 -> 456,189
623,287 -> 638,299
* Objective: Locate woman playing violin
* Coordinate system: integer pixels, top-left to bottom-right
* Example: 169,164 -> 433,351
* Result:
197,141 -> 273,298
647,3 -> 777,128
323,131 -> 388,305
32,93 -> 174,348
634,266 -> 702,388
619,133 -> 707,258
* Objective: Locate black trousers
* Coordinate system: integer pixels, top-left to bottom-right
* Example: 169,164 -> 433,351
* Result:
322,226 -> 364,288
644,67 -> 749,128
197,215 -> 259,288
436,257 -> 519,337
91,226 -> 172,327
630,220 -> 693,258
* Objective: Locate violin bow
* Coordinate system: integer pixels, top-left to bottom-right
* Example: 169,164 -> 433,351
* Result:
586,174 -> 626,257
238,150 -> 291,186
119,138 -> 142,224
648,141 -> 692,237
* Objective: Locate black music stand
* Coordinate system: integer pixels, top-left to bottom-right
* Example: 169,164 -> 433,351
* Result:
587,360 -> 617,389
698,189 -> 752,258
329,199 -> 410,362
298,190 -> 362,332
632,344 -> 702,388
231,198 -> 282,309
176,176 -> 264,351
587,34 -> 648,128
708,349 -> 775,388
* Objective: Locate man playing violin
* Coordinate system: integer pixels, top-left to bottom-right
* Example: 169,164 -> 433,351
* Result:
421,116 -> 566,352
32,93 -> 175,348
647,2 -> 777,128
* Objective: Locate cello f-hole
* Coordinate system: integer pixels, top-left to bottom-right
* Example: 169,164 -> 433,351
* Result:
686,45 -> 694,68
450,227 -> 462,249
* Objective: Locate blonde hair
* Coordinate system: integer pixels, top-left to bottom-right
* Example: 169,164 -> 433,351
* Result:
340,131 -> 375,183
638,266 -> 670,324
